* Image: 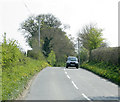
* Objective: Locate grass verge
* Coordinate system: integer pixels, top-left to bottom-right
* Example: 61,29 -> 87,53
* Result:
81,62 -> 120,86
2,57 -> 49,100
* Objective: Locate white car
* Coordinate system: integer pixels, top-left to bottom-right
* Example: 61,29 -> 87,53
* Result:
66,56 -> 78,69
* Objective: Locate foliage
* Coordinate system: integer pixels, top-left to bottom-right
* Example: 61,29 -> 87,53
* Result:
47,50 -> 56,66
78,24 -> 105,61
42,37 -> 53,57
0,45 -> 2,101
2,58 -> 49,100
78,47 -> 89,64
20,13 -> 75,66
2,34 -> 23,68
91,47 -> 119,65
27,49 -> 46,61
81,62 -> 120,86
2,34 -> 49,100
20,14 -> 62,48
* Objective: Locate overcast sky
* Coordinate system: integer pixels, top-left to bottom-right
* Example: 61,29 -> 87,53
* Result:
0,0 -> 119,52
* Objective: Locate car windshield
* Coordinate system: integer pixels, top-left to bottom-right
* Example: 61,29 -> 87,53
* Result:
68,57 -> 77,61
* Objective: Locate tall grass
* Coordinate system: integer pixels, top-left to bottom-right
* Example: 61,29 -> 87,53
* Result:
2,58 -> 48,100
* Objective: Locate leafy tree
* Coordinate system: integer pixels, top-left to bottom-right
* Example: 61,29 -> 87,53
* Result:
20,14 -> 62,48
20,13 -> 75,66
47,50 -> 56,66
78,24 -> 105,61
42,37 -> 53,57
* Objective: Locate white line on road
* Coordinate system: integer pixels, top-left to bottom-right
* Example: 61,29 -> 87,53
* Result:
82,93 -> 91,100
67,75 -> 71,79
65,71 -> 67,74
71,81 -> 79,90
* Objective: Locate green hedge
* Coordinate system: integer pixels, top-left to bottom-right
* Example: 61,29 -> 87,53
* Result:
91,47 -> 119,65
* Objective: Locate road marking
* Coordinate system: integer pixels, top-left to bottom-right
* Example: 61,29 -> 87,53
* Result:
71,81 -> 79,90
82,93 -> 91,100
67,75 -> 70,79
65,71 -> 67,74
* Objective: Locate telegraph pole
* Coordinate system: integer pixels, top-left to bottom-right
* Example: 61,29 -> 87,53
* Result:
38,18 -> 41,48
78,38 -> 80,68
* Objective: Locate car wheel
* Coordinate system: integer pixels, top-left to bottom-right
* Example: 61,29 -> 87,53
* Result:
76,65 -> 78,69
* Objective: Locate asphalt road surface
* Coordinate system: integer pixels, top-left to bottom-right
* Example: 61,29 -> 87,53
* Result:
25,67 -> 119,100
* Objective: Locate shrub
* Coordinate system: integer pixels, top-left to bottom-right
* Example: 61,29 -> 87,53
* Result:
2,34 -> 22,68
91,47 -> 119,65
27,49 -> 46,61
47,50 -> 56,66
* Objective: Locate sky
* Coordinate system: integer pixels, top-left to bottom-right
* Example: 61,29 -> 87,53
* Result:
0,0 -> 119,52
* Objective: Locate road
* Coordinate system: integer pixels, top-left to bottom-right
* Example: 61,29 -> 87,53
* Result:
25,67 -> 119,100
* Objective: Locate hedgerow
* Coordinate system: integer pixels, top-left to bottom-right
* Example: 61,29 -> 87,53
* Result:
91,47 -> 119,65
81,47 -> 120,86
81,62 -> 120,86
2,34 -> 49,100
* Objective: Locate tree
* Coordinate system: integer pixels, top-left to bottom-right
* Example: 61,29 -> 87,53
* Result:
20,14 -> 62,48
20,13 -> 75,66
78,24 -> 105,61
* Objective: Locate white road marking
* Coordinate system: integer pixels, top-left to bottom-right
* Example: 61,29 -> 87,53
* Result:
71,81 -> 79,90
82,93 -> 91,100
67,75 -> 71,79
65,71 -> 67,74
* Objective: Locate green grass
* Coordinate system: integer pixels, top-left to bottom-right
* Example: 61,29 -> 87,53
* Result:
0,45 -> 2,101
81,62 -> 120,86
2,57 -> 49,100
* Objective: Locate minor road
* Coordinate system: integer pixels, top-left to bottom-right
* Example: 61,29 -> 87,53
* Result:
25,67 -> 119,100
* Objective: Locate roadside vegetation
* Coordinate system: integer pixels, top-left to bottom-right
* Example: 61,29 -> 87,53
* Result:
0,44 -> 2,101
2,34 -> 49,100
20,14 -> 75,66
1,13 -> 75,100
1,13 -> 119,100
77,24 -> 120,85
81,61 -> 120,86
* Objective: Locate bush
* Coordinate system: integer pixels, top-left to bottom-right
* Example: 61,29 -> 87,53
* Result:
47,50 -> 56,66
2,34 -> 23,68
91,47 -> 119,65
27,49 -> 46,61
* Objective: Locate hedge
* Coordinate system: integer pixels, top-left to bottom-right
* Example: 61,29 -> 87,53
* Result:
91,47 -> 120,65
